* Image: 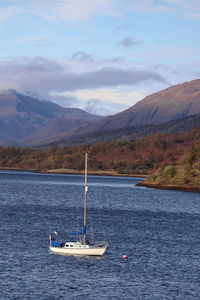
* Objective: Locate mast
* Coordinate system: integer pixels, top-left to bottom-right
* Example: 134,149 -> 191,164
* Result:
83,152 -> 88,244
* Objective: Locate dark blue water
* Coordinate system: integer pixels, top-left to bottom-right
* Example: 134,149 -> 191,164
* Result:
1,171 -> 200,299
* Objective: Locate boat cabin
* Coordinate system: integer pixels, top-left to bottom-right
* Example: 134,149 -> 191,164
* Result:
63,242 -> 90,249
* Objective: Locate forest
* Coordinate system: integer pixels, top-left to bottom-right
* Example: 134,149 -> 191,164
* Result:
1,127 -> 200,177
142,139 -> 200,189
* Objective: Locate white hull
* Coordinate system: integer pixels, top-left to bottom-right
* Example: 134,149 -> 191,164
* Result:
49,245 -> 107,256
49,153 -> 108,257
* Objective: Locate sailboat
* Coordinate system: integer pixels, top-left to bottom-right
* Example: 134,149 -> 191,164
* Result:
49,152 -> 108,256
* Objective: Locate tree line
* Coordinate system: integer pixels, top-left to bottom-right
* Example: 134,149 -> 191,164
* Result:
1,127 -> 200,175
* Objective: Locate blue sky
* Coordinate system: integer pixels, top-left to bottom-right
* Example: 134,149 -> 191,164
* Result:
0,0 -> 200,115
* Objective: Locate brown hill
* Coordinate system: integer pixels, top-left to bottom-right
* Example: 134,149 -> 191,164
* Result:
126,79 -> 200,125
47,112 -> 200,146
68,79 -> 200,137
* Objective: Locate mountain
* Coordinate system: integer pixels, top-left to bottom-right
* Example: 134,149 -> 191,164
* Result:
0,90 -> 101,145
66,79 -> 200,137
45,112 -> 200,146
1,79 -> 200,147
122,79 -> 200,125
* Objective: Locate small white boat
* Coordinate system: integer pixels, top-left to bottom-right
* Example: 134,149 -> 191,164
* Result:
49,153 -> 108,256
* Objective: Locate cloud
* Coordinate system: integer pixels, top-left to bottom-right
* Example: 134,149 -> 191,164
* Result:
70,88 -> 147,106
126,0 -> 200,18
118,37 -> 142,48
8,36 -> 55,47
71,52 -> 94,63
2,0 -> 200,24
171,0 -> 200,18
0,56 -> 166,115
100,57 -> 126,64
125,0 -> 173,13
0,56 -> 166,95
84,99 -> 127,116
0,5 -> 23,23
46,88 -> 141,116
139,47 -> 200,60
9,0 -> 118,22
1,0 -> 199,25
54,87 -> 149,115
48,94 -> 79,107
116,23 -> 135,31
81,87 -> 148,115
68,52 -> 126,69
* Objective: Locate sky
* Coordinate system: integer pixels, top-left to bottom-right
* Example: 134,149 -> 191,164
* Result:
0,0 -> 200,116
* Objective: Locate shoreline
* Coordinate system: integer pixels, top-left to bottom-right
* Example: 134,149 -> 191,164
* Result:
136,181 -> 200,193
0,167 -> 147,178
2,166 -> 199,192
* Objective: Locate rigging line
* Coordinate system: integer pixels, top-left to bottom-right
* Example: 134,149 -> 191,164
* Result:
86,180 -> 97,243
80,171 -> 86,242
72,177 -> 83,242
85,174 -> 95,243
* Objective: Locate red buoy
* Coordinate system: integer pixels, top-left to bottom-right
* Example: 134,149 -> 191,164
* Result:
122,255 -> 128,259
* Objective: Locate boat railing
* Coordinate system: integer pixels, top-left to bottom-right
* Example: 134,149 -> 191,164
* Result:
93,241 -> 108,247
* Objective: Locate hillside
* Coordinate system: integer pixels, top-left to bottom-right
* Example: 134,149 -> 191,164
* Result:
1,124 -> 200,192
1,127 -> 200,176
125,79 -> 200,125
0,90 -> 101,145
138,141 -> 200,192
48,112 -> 200,146
63,79 -> 200,140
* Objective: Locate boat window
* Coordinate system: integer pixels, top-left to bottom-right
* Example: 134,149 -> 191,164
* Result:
70,245 -> 73,247
65,245 -> 69,247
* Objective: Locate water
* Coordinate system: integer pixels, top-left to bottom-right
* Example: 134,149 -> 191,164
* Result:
1,170 -> 200,299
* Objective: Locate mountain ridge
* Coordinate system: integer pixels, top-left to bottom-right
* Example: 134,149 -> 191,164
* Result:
43,112 -> 200,147
64,79 -> 200,138
1,79 -> 200,146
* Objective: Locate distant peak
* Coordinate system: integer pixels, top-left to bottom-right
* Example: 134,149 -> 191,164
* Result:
0,89 -> 18,96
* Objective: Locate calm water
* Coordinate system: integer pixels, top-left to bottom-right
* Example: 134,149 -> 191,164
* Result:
1,171 -> 200,299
